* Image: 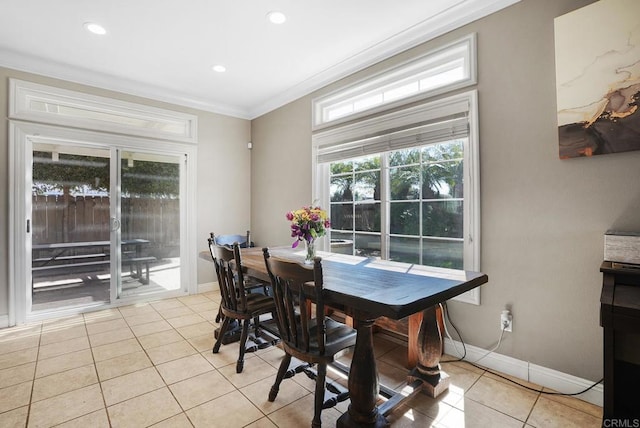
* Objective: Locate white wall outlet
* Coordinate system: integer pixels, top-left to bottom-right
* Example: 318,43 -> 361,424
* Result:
501,309 -> 513,332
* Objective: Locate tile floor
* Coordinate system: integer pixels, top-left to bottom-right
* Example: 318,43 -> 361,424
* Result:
0,291 -> 603,427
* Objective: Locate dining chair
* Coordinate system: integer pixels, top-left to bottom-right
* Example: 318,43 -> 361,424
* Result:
210,231 -> 269,289
209,231 -> 270,323
263,248 -> 357,428
208,240 -> 279,373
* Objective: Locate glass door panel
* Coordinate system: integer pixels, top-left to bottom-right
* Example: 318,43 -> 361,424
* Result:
31,143 -> 112,311
29,143 -> 184,313
117,151 -> 181,299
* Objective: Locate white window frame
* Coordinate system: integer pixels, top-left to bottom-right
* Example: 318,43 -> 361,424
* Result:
312,33 -> 477,130
313,91 -> 480,305
9,79 -> 198,144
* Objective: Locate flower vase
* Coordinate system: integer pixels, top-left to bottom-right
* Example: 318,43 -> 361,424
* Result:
304,239 -> 316,264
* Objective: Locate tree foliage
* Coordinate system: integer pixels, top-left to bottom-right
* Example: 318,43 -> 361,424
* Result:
32,152 -> 179,197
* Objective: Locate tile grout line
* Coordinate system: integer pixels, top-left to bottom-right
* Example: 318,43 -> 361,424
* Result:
524,390 -> 543,426
25,321 -> 43,428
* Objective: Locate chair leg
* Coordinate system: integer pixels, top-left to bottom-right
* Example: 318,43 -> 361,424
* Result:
269,353 -> 292,402
236,319 -> 250,373
312,363 -> 327,428
253,315 -> 261,336
213,316 -> 231,353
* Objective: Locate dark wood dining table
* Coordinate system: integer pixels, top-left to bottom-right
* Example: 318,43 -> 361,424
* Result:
211,246 -> 488,427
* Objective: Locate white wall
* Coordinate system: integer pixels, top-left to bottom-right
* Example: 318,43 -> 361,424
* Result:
196,113 -> 252,283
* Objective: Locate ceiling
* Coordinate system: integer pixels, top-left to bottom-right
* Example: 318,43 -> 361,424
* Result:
0,0 -> 518,120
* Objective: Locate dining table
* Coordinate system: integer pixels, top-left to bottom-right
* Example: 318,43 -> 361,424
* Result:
203,246 -> 488,427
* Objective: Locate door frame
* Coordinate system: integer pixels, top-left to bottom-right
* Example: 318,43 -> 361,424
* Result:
8,121 -> 198,325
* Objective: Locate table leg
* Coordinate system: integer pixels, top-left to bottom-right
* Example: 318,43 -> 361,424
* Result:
408,305 -> 450,397
337,318 -> 388,428
407,311 -> 422,368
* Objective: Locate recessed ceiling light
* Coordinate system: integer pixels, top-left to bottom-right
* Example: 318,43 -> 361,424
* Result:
84,22 -> 107,35
212,65 -> 226,73
267,11 -> 286,24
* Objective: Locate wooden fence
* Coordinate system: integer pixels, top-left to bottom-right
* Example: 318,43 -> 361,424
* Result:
32,195 -> 180,255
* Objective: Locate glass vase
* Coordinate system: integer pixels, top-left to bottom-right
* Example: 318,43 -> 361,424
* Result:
304,239 -> 316,264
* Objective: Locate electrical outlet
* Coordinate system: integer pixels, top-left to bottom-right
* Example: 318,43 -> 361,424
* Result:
500,310 -> 513,332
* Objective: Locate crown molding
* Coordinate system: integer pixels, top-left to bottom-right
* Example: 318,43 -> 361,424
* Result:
1,0 -> 519,121
0,48 -> 251,120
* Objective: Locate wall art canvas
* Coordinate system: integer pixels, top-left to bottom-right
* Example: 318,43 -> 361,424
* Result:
554,0 -> 640,159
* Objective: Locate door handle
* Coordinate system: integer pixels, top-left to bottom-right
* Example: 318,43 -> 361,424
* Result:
111,217 -> 121,231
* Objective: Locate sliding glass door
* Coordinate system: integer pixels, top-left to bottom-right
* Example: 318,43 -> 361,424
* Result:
9,81 -> 197,325
29,142 -> 183,314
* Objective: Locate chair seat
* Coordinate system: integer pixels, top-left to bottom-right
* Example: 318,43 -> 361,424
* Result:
221,293 -> 275,320
245,293 -> 276,312
322,317 -> 357,354
282,317 -> 356,363
245,277 -> 270,291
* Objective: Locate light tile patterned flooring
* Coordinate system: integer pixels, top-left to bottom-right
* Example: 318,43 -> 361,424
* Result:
0,290 -> 603,427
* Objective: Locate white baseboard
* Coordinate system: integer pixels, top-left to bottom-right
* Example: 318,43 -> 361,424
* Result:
0,314 -> 9,329
197,281 -> 217,293
443,337 -> 603,407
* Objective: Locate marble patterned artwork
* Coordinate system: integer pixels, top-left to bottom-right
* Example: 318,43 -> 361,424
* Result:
554,0 -> 640,159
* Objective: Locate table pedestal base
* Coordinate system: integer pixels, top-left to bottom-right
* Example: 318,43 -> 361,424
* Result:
408,368 -> 450,398
337,318 -> 390,428
337,410 -> 388,428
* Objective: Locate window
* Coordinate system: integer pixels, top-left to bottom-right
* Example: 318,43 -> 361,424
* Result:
329,138 -> 464,267
313,91 -> 480,304
313,36 -> 479,303
313,34 -> 476,129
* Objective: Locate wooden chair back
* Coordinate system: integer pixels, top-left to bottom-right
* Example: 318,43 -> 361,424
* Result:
210,230 -> 252,248
263,248 -> 326,356
208,239 -> 249,314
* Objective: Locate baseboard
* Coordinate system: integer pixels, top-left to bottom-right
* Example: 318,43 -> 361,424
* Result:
443,337 -> 603,407
197,281 -> 216,293
0,314 -> 9,329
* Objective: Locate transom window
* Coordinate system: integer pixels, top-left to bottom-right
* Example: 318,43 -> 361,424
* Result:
313,34 -> 476,129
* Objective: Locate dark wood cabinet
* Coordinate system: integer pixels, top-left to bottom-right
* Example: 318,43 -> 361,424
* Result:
600,261 -> 640,419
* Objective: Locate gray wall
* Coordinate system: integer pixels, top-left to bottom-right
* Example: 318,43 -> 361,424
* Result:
0,67 -> 252,319
251,0 -> 640,381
